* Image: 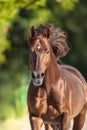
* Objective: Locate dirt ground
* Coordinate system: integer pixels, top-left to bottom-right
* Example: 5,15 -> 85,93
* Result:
0,113 -> 87,130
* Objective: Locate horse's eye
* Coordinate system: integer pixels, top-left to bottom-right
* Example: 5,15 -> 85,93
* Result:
46,49 -> 50,54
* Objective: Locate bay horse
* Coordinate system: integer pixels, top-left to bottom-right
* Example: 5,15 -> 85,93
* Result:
27,24 -> 87,130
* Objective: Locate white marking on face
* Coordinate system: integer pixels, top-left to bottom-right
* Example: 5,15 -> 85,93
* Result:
37,42 -> 41,50
38,45 -> 41,49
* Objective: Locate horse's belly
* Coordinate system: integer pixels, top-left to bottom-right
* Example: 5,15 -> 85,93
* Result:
69,84 -> 85,119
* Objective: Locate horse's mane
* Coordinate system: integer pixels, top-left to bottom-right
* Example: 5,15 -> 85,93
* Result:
29,24 -> 71,59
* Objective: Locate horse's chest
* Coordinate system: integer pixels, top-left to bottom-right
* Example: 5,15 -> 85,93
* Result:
29,88 -> 47,116
41,95 -> 61,124
29,92 -> 60,117
33,96 -> 47,115
32,98 -> 60,123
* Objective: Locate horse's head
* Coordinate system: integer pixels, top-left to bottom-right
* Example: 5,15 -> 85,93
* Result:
28,26 -> 51,86
28,24 -> 71,86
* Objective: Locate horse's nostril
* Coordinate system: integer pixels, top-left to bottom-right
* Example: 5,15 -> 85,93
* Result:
31,72 -> 35,79
41,72 -> 44,77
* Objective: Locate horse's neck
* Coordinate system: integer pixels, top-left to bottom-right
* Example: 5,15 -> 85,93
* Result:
45,51 -> 62,87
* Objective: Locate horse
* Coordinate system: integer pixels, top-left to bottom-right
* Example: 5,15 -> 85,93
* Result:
27,24 -> 87,130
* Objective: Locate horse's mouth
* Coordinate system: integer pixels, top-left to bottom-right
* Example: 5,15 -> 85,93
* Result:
31,71 -> 45,86
32,77 -> 44,86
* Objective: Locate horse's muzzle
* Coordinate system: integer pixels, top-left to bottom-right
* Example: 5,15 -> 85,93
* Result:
31,71 -> 44,86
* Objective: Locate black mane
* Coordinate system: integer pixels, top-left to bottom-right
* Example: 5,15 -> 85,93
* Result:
36,24 -> 71,58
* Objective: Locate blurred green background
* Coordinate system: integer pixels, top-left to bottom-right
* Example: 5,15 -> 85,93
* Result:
0,0 -> 87,121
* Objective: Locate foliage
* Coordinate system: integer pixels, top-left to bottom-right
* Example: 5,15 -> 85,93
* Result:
0,0 -> 80,63
0,59 -> 29,119
0,0 -> 87,120
59,0 -> 79,10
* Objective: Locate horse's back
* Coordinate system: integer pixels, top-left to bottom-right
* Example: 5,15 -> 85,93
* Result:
61,65 -> 86,84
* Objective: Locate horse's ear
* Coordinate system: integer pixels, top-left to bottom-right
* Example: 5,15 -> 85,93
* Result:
27,26 -> 36,47
30,26 -> 36,37
46,26 -> 50,38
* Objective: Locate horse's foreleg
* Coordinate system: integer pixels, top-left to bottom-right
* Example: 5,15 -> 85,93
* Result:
73,107 -> 86,130
29,113 -> 43,130
61,112 -> 70,130
45,124 -> 53,130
